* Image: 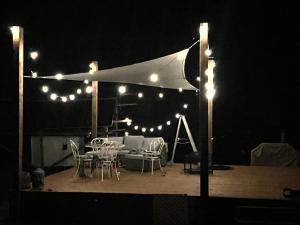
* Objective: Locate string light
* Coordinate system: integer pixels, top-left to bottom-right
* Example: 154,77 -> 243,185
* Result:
142,128 -> 146,133
77,89 -> 82,94
42,86 -> 49,93
175,113 -> 180,119
138,92 -> 143,98
118,85 -> 127,94
134,125 -> 139,130
31,71 -> 38,78
30,51 -> 38,60
69,94 -> 75,101
205,49 -> 212,56
196,76 -> 200,81
50,93 -> 57,101
157,125 -> 162,130
125,132 -> 129,136
55,73 -> 63,80
183,104 -> 188,109
166,121 -> 171,126
61,96 -> 68,102
149,73 -> 158,82
150,128 -> 154,132
158,93 -> 164,98
84,79 -> 89,84
86,86 -> 92,93
178,88 -> 183,92
127,121 -> 132,126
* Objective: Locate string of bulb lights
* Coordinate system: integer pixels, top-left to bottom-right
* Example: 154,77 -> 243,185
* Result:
25,41 -> 215,131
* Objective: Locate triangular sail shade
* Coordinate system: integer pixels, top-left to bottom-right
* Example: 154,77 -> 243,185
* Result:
41,49 -> 197,90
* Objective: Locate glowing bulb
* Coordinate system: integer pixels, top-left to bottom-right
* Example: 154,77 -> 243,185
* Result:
149,73 -> 158,82
157,125 -> 162,130
61,96 -> 68,102
175,113 -> 180,119
206,89 -> 216,100
205,49 -> 212,56
158,93 -> 164,98
134,125 -> 139,130
150,128 -> 154,132
10,26 -> 20,45
89,62 -> 97,74
42,86 -> 49,93
118,85 -> 127,94
55,73 -> 63,80
86,86 -> 92,93
138,92 -> 143,98
84,79 -> 89,84
127,121 -> 132,126
10,26 -> 19,34
178,88 -> 183,92
183,104 -> 188,109
77,89 -> 82,94
205,82 -> 214,90
30,51 -> 38,60
142,128 -> 146,133
125,132 -> 129,136
205,69 -> 214,78
50,93 -> 57,101
199,23 -> 208,35
196,76 -> 200,81
166,121 -> 171,126
31,71 -> 38,78
69,94 -> 75,101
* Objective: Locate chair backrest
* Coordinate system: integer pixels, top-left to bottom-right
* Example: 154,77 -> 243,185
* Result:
150,138 -> 164,155
91,137 -> 106,151
70,140 -> 79,159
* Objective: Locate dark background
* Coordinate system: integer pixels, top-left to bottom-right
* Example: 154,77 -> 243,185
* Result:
0,0 -> 299,169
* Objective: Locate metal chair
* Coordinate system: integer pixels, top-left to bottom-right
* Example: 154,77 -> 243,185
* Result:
70,140 -> 93,177
141,138 -> 164,175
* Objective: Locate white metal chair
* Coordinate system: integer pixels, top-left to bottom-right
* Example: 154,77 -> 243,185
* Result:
141,138 -> 164,175
70,140 -> 93,177
96,141 -> 120,182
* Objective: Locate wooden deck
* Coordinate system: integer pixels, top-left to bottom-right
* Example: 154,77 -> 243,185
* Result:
41,164 -> 300,200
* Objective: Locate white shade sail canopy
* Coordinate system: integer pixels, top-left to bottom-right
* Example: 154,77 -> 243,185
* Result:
41,49 -> 197,90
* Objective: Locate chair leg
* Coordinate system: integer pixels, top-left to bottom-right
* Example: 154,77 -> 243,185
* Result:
101,165 -> 104,182
74,160 -> 80,177
158,159 -> 163,173
151,159 -> 154,175
114,162 -> 120,181
141,158 -> 145,174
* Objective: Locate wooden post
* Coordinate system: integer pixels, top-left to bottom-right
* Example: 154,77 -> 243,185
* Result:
10,25 -> 24,217
90,61 -> 99,139
207,59 -> 215,167
199,22 -> 209,198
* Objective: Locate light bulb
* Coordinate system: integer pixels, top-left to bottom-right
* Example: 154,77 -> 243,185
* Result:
42,86 -> 49,93
149,73 -> 158,82
157,125 -> 162,130
166,121 -> 171,126
55,73 -> 63,80
150,128 -> 154,132
50,93 -> 57,100
69,94 -> 75,101
134,125 -> 139,130
142,128 -> 146,133
118,85 -> 127,94
30,51 -> 38,60
77,89 -> 82,94
158,93 -> 164,98
138,92 -> 143,98
175,113 -> 180,119
183,104 -> 188,109
85,86 -> 92,93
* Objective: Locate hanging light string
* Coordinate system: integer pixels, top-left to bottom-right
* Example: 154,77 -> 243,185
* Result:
123,103 -> 190,134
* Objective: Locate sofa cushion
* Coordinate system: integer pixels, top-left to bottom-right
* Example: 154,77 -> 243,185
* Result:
124,135 -> 144,150
107,136 -> 124,145
142,137 -> 162,151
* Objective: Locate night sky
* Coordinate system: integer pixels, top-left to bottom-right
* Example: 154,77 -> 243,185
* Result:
0,0 -> 299,164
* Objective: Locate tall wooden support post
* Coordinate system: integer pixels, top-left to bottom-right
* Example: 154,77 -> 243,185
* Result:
90,61 -> 99,139
199,22 -> 209,199
207,59 -> 215,167
10,26 -> 24,217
